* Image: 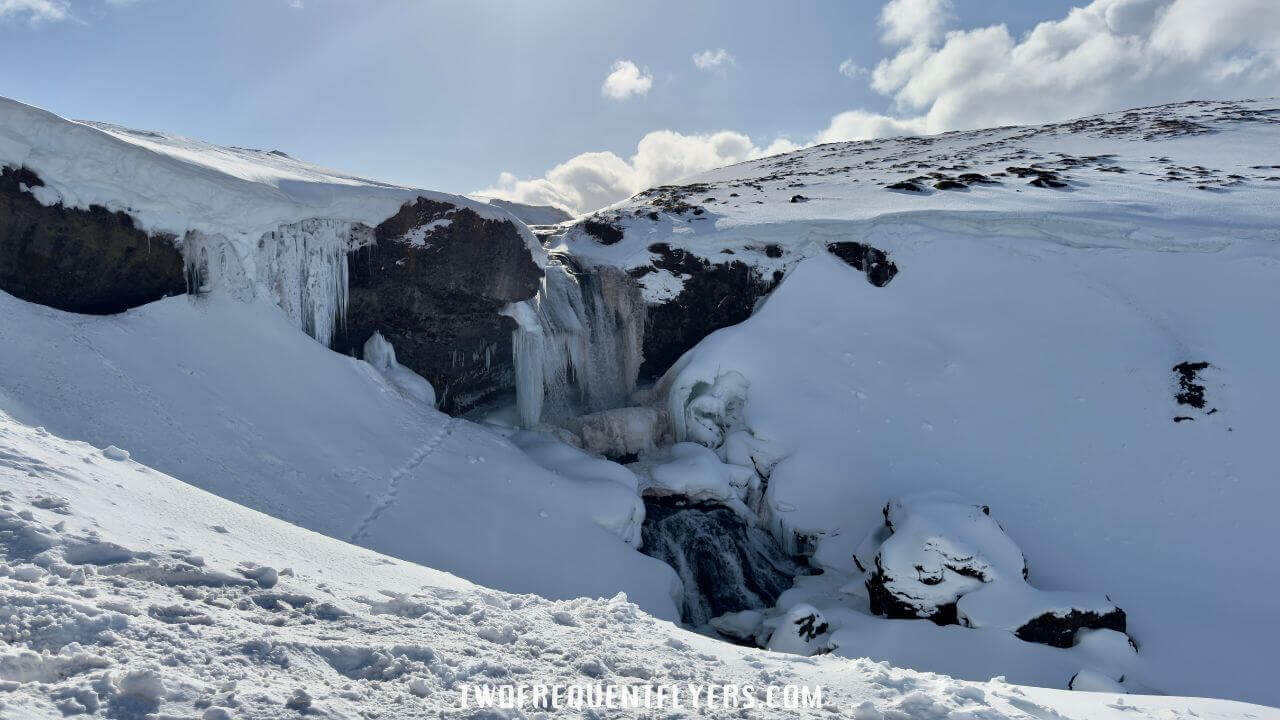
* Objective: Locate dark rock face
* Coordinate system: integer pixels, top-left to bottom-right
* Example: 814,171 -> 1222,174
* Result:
631,243 -> 780,380
866,556 -> 960,626
0,166 -> 186,314
581,218 -> 624,245
1173,361 -> 1210,408
337,198 -> 541,414
1015,608 -> 1127,649
641,497 -> 800,627
827,241 -> 899,287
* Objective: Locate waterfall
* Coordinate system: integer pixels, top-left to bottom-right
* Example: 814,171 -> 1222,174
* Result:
641,496 -> 801,628
504,257 -> 645,427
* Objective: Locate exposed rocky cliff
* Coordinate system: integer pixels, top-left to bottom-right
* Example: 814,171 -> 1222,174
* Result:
0,166 -> 186,314
337,197 -> 542,414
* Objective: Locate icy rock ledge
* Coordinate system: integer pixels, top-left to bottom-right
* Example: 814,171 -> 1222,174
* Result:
859,493 -> 1128,648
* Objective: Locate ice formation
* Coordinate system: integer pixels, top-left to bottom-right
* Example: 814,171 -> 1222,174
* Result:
362,331 -> 437,407
505,258 -> 645,427
184,219 -> 373,347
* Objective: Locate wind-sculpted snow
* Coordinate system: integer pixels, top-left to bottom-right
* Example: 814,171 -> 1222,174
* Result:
4,413 -> 1264,720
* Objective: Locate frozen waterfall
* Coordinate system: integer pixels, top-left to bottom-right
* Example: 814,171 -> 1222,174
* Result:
504,257 -> 645,428
183,219 -> 373,348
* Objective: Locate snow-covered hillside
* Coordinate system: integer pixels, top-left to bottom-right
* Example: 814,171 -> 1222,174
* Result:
4,411 -> 1275,719
0,290 -> 680,619
543,99 -> 1280,705
3,94 -> 1279,717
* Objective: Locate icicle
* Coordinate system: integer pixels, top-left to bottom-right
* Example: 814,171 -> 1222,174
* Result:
504,258 -> 646,428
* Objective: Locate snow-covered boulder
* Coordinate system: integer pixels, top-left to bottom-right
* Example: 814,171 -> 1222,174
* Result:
865,493 -> 1027,624
863,493 -> 1127,648
1069,669 -> 1126,693
765,603 -> 832,656
637,442 -> 757,508
710,609 -> 765,643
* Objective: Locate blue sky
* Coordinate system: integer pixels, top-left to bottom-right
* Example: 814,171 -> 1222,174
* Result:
2,0 -> 1276,212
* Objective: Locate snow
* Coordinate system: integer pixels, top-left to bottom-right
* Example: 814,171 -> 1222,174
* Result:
3,95 -> 1279,714
6,412 -> 1263,718
661,228 -> 1280,701
553,99 -> 1280,304
0,95 -> 545,349
639,442 -> 757,511
0,290 -> 678,620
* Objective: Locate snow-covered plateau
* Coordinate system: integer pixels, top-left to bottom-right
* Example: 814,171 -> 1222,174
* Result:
2,95 -> 1279,718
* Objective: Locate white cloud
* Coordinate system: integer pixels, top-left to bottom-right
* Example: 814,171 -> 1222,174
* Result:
816,110 -> 926,144
477,130 -> 799,215
0,0 -> 70,22
487,0 -> 1280,212
693,48 -> 735,73
850,0 -> 1280,138
838,58 -> 867,79
601,59 -> 653,100
879,0 -> 953,45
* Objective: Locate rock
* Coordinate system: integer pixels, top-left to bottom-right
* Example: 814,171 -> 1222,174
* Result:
826,241 -> 898,287
285,688 -> 311,711
1015,607 -> 1126,648
1069,669 -> 1125,693
336,197 -> 541,414
790,194 -> 810,203
573,407 -> 672,460
766,603 -> 831,656
1172,361 -> 1210,409
933,179 -> 967,190
864,493 -> 1131,648
885,180 -> 926,192
1030,176 -> 1069,189
0,166 -> 186,314
864,493 -> 1027,624
582,217 -> 624,245
634,243 -> 779,380
710,609 -> 764,642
